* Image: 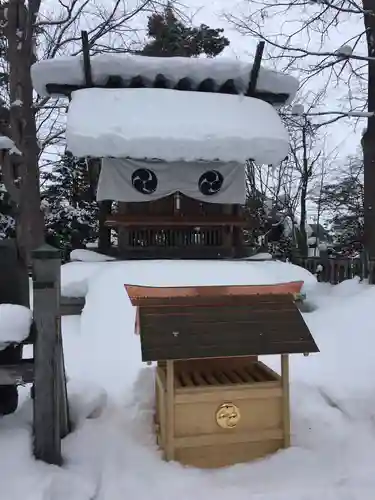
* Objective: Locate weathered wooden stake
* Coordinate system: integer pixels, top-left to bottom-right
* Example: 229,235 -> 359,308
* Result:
32,244 -> 69,465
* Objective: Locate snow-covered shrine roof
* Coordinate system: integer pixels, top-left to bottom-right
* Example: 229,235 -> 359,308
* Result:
65,87 -> 290,164
31,53 -> 299,106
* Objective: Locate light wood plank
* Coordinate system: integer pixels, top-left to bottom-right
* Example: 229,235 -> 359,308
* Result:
175,428 -> 283,448
165,360 -> 175,461
281,354 -> 291,448
175,440 -> 282,469
175,384 -> 282,404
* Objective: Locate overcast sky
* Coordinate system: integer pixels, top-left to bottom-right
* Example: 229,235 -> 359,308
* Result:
165,0 -> 365,163
39,0 -> 365,165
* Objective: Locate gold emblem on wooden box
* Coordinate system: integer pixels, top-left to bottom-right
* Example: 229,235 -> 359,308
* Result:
215,403 -> 241,429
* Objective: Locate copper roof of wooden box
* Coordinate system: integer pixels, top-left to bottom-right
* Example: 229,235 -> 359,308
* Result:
125,283 -> 319,361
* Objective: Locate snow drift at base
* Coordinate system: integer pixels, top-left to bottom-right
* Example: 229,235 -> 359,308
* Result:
1,261 -> 375,500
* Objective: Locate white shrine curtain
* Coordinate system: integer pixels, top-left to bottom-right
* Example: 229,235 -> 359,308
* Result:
97,158 -> 246,204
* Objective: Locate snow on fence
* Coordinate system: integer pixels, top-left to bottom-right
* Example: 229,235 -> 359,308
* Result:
60,296 -> 85,316
297,256 -> 375,285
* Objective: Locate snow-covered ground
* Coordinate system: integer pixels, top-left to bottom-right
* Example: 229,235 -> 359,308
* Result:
1,259 -> 375,500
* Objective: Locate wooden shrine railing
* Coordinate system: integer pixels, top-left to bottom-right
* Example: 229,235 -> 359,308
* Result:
295,256 -> 375,284
104,213 -> 246,259
104,214 -> 245,228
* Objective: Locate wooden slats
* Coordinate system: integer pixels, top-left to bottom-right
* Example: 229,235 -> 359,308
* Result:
174,429 -> 284,449
237,367 -> 257,382
118,227 -> 227,253
298,257 -> 370,285
143,322 -> 313,345
169,361 -> 279,389
179,372 -> 195,387
141,340 -> 317,362
141,305 -> 297,324
114,196 -> 246,258
137,292 -> 318,361
190,371 -> 208,386
132,284 -> 317,362
60,296 -> 85,316
105,214 -> 246,227
0,360 -> 34,385
133,296 -> 294,308
252,362 -> 274,381
121,228 -> 224,247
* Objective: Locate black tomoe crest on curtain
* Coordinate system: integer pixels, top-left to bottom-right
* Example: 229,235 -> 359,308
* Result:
198,170 -> 224,196
131,168 -> 158,194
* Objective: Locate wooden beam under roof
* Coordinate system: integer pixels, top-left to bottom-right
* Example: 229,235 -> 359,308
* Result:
45,80 -> 289,105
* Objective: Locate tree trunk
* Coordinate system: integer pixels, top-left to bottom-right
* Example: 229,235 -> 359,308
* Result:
362,0 -> 375,262
299,184 -> 308,258
299,125 -> 308,258
1,0 -> 44,264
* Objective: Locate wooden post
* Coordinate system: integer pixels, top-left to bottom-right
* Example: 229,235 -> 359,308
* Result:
281,354 -> 291,448
81,30 -> 93,87
165,360 -> 175,461
247,41 -> 265,95
369,260 -> 375,285
32,244 -> 69,465
98,200 -> 112,254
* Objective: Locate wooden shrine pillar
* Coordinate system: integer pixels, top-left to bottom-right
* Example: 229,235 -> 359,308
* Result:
32,244 -> 70,465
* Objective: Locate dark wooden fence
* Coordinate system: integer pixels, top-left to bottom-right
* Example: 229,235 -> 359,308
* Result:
296,256 -> 375,285
0,240 -> 70,465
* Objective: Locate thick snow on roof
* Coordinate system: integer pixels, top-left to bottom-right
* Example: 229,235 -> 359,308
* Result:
31,53 -> 299,104
66,88 -> 290,164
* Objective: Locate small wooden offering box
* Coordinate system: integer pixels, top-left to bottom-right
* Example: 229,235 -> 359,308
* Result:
126,282 -> 318,468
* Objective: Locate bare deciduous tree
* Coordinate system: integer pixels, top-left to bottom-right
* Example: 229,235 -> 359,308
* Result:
226,0 -> 375,259
246,89 -> 335,257
0,0 -> 157,262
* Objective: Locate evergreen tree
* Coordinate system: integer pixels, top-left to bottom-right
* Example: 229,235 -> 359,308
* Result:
0,171 -> 15,239
0,105 -> 15,239
41,151 -> 98,260
141,4 -> 229,57
0,24 -> 13,240
318,155 -> 364,255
